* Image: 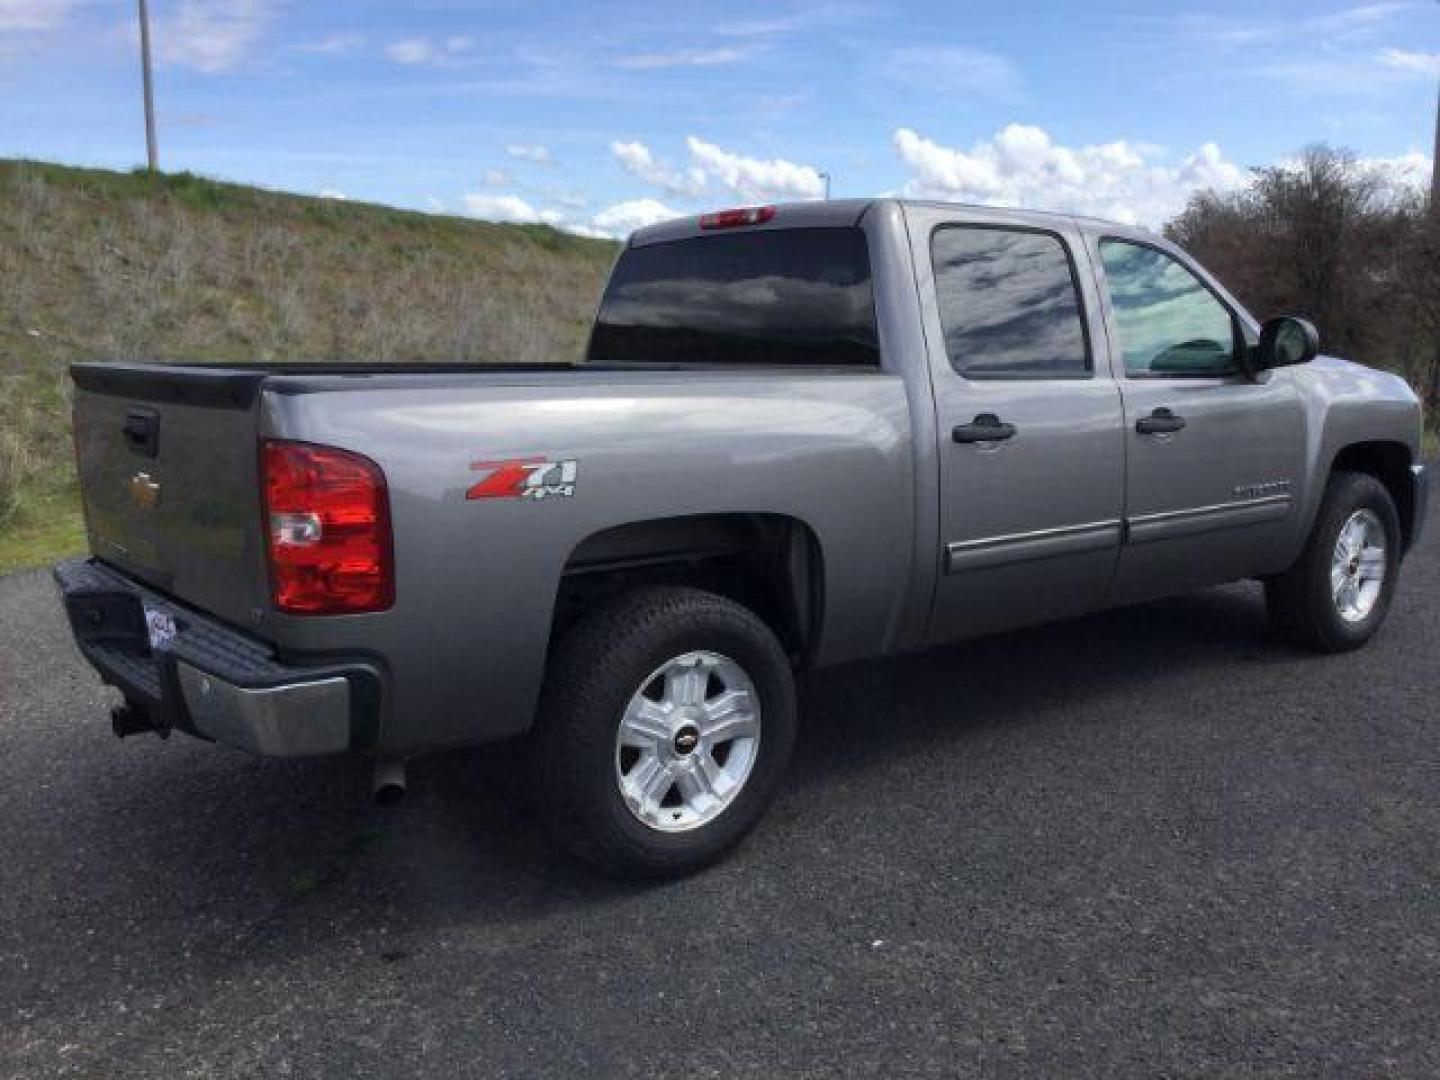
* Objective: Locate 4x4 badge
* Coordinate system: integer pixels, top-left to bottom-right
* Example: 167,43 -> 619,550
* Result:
466,457 -> 578,501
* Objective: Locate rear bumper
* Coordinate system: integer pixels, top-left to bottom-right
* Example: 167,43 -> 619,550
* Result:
1410,462 -> 1429,553
54,559 -> 383,756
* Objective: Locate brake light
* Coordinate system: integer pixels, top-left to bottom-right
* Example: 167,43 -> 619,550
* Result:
699,205 -> 776,230
261,440 -> 394,615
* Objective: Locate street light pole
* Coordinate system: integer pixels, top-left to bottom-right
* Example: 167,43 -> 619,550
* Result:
138,0 -> 158,172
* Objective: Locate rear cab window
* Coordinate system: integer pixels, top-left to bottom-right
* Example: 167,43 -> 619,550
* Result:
587,228 -> 880,368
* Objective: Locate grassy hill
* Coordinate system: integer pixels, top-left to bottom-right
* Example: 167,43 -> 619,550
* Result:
0,160 -> 618,572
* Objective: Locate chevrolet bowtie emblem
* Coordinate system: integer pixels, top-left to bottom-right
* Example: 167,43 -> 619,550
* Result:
129,471 -> 161,510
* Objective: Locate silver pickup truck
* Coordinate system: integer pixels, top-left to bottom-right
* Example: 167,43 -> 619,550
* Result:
57,199 -> 1428,877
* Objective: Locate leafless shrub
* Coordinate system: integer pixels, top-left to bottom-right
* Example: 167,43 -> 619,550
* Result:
1168,144 -> 1438,411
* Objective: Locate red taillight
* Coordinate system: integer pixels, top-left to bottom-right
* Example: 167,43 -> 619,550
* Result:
261,440 -> 394,615
699,205 -> 776,230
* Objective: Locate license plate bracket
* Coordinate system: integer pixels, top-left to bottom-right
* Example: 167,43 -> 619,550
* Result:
67,590 -> 147,646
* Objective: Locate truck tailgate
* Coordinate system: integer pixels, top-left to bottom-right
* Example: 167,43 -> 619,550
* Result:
71,364 -> 270,628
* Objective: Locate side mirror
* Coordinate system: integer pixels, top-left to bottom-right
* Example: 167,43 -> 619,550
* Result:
1253,316 -> 1319,373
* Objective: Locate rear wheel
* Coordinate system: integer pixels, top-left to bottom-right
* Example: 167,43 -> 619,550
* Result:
1265,471 -> 1400,653
528,587 -> 797,878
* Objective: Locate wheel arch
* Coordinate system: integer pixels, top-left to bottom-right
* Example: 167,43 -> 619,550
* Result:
551,513 -> 826,666
1329,440 -> 1418,552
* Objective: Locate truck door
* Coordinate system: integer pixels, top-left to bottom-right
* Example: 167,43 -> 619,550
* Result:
1086,234 -> 1308,604
907,208 -> 1126,645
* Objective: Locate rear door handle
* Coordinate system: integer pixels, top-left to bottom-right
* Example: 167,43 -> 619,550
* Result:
952,413 -> 1017,444
1135,407 -> 1186,435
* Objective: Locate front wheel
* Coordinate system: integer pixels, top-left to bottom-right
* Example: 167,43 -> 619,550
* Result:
528,587 -> 797,879
1265,471 -> 1401,653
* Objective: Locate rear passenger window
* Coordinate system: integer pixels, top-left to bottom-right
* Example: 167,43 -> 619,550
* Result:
931,226 -> 1089,378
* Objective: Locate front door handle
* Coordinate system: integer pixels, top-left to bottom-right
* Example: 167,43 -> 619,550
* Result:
953,413 -> 1017,444
1135,407 -> 1186,435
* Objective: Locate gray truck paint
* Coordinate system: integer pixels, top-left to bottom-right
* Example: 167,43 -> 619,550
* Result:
67,198 -> 1427,758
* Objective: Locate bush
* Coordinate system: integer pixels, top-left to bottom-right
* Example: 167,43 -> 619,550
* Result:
1167,144 -> 1437,415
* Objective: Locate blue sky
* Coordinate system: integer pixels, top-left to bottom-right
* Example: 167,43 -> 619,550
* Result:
2,0 -> 1436,235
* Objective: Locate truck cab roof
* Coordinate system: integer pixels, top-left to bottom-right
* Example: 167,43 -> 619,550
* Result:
629,197 -> 1158,248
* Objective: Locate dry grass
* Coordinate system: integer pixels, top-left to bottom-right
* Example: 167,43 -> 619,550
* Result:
0,428 -> 27,529
0,159 -> 617,571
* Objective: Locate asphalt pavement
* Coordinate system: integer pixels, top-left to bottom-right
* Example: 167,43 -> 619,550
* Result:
2,534 -> 1438,1078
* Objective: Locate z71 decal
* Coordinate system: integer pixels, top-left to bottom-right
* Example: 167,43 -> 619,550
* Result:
467,457 -> 578,501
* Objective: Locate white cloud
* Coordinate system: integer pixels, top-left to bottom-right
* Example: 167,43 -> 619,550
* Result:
610,140 -> 706,197
1174,3 -> 1410,49
712,17 -> 799,37
293,32 -> 364,55
505,143 -> 553,165
710,6 -> 875,40
482,167 -> 513,188
892,124 -> 1245,227
882,46 -> 1023,103
1362,150 -> 1434,187
385,35 -> 473,66
1379,47 -> 1440,76
685,137 -> 824,201
157,0 -> 273,73
615,47 -> 748,70
607,137 -> 824,204
385,39 -> 430,64
1314,2 -> 1411,39
592,198 -> 681,237
0,0 -> 76,31
462,193 -> 543,223
458,190 -> 670,239
318,189 -> 348,200
565,223 -> 617,240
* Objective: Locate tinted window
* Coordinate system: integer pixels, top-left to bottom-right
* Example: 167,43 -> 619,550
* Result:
1099,240 -> 1237,376
587,228 -> 878,367
931,227 -> 1088,378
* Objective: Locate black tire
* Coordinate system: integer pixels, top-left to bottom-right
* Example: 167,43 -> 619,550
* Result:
1265,470 -> 1401,653
527,586 -> 797,879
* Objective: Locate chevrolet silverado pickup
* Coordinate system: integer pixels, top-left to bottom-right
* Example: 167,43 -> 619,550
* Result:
56,199 -> 1429,877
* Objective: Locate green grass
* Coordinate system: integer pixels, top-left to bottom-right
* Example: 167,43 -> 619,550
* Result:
0,490 -> 85,575
0,158 -> 618,574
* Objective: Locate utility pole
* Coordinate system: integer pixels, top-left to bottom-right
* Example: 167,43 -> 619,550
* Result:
819,172 -> 831,200
138,0 -> 158,172
1431,79 -> 1438,211
1429,79 -> 1439,415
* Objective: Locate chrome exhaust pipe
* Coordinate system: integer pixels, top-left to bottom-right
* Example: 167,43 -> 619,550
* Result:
372,758 -> 407,805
